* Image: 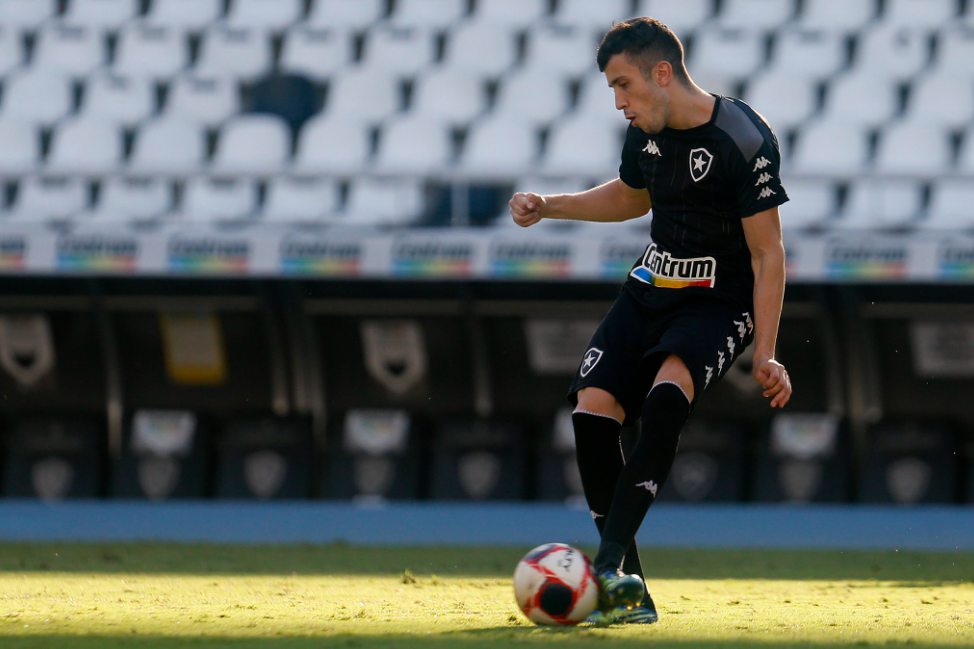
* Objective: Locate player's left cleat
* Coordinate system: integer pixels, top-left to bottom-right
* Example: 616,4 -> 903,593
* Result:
595,569 -> 645,610
584,597 -> 659,626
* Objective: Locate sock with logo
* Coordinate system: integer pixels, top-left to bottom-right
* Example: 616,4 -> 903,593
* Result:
572,410 -> 647,581
593,382 -> 691,573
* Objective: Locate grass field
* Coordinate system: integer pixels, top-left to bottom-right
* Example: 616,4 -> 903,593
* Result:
0,543 -> 972,648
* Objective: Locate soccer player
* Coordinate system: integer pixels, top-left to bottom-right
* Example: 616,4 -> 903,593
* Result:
510,18 -> 793,625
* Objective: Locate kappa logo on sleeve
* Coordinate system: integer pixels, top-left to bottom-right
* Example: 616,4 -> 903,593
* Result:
755,172 -> 772,186
753,156 -> 771,171
758,187 -> 777,199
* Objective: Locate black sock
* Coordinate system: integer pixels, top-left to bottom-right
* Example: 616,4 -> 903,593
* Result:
572,410 -> 648,582
594,382 -> 691,573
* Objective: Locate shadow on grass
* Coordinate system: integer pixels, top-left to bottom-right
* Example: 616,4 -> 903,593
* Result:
1,543 -> 973,583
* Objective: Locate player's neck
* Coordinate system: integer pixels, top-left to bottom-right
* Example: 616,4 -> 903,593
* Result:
665,83 -> 717,131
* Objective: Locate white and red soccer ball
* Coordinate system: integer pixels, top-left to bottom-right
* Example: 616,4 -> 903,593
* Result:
513,543 -> 599,625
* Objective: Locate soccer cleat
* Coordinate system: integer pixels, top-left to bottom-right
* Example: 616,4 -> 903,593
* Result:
595,569 -> 645,610
585,594 -> 658,626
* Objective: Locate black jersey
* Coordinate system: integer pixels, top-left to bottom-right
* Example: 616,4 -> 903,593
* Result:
619,95 -> 788,310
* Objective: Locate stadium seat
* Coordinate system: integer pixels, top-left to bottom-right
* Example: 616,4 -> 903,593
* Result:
0,25 -> 24,76
225,0 -> 304,31
262,176 -> 340,223
880,0 -> 957,29
763,28 -> 847,81
575,72 -> 629,127
79,72 -> 155,126
854,24 -> 931,82
129,116 -> 206,174
195,25 -> 272,80
306,0 -> 386,30
744,71 -> 818,132
215,418 -> 313,500
293,114 -> 371,173
45,117 -> 123,174
492,68 -> 573,126
959,130 -> 974,171
542,116 -> 625,176
143,0 -> 223,30
112,23 -> 189,80
387,0 -> 467,30
468,0 -> 548,29
836,179 -> 924,230
921,179 -> 974,230
459,116 -> 537,176
279,26 -> 352,82
440,22 -> 518,76
521,24 -> 599,78
0,71 -> 73,126
358,26 -> 437,76
82,175 -> 173,222
112,410 -> 209,499
636,0 -> 715,35
429,420 -> 528,501
549,0 -> 631,30
61,0 -> 140,30
211,114 -> 291,175
905,73 -> 974,130
777,178 -> 837,231
936,27 -> 974,78
3,419 -> 105,500
32,24 -> 107,77
0,0 -> 57,31
789,119 -> 870,174
374,116 -> 451,174
688,28 -> 766,91
165,74 -> 240,126
0,119 -> 38,175
344,177 -> 425,227
716,0 -> 798,31
178,176 -> 258,222
7,176 -> 88,221
819,72 -> 899,128
409,68 -> 487,126
324,68 -> 402,121
798,0 -> 878,33
874,121 -> 953,174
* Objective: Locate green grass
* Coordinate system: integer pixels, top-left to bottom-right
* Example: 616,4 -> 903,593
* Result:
0,543 -> 972,648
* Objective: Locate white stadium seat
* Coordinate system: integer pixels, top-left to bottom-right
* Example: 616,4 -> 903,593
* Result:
492,68 -> 573,126
279,26 -> 352,82
262,176 -> 340,223
165,74 -> 240,126
469,0 -> 548,29
550,0 -> 631,30
0,71 -> 73,126
716,0 -> 798,31
358,26 -> 436,76
129,116 -> 207,174
179,176 -> 258,223
874,121 -> 953,175
225,0 -> 304,31
293,114 -> 371,173
764,28 -> 846,81
880,0 -> 957,29
744,72 -> 817,132
195,25 -> 272,80
836,180 -> 924,230
46,117 -> 122,174
798,0 -> 877,33
441,22 -> 518,77
80,72 -> 154,126
575,72 -> 630,128
789,119 -> 871,174
113,23 -> 189,80
922,180 -> 974,230
688,28 -> 766,92
0,119 -> 40,175
959,130 -> 974,172
62,0 -> 140,30
854,25 -> 931,82
211,114 -> 291,174
905,73 -> 974,130
344,177 -> 424,227
143,0 -> 223,30
0,26 -> 24,76
636,0 -> 715,34
324,69 -> 401,121
937,27 -> 974,78
819,72 -> 899,128
0,0 -> 57,31
84,176 -> 172,222
7,176 -> 87,221
409,68 -> 487,126
777,178 -> 837,231
306,0 -> 385,30
522,25 -> 599,78
32,24 -> 106,77
388,0 -> 467,30
374,116 -> 451,174
460,116 -> 538,176
543,116 -> 625,176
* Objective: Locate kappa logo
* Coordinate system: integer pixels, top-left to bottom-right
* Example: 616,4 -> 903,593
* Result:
758,187 -> 777,199
755,172 -> 772,186
734,320 -> 747,341
744,312 -> 754,334
642,139 -> 661,156
689,148 -> 714,182
717,350 -> 726,376
590,510 -> 605,520
753,156 -> 771,171
704,365 -> 714,389
727,336 -> 736,358
580,347 -> 603,377
636,480 -> 659,497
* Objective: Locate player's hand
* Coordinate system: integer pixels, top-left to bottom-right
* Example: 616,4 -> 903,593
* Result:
509,192 -> 546,227
753,355 -> 791,408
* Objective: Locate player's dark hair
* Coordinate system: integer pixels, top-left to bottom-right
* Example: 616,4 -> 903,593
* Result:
596,17 -> 689,84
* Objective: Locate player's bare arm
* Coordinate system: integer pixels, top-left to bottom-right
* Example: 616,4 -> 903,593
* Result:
509,178 -> 651,227
742,206 -> 791,408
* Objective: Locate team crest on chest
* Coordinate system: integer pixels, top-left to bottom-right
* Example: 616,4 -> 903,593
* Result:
689,147 -> 714,182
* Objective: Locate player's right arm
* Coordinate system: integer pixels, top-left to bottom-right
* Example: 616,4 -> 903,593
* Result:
509,178 -> 651,227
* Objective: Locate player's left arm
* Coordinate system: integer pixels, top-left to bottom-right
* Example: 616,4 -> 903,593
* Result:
742,206 -> 792,408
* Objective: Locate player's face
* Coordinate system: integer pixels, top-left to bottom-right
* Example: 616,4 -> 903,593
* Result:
604,54 -> 670,134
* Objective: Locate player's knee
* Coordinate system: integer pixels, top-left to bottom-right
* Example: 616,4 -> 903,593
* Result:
653,354 -> 694,403
575,387 -> 625,423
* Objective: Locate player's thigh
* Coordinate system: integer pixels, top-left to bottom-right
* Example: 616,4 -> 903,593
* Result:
652,353 -> 695,402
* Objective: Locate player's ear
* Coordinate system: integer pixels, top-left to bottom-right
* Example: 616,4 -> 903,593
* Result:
655,61 -> 673,87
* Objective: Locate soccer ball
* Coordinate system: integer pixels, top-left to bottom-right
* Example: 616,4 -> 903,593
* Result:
513,543 -> 599,625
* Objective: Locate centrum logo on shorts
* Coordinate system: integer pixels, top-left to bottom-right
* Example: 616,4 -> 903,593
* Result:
630,243 -> 717,289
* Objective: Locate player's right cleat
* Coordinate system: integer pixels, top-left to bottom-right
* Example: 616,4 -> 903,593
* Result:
585,601 -> 659,626
595,569 -> 645,610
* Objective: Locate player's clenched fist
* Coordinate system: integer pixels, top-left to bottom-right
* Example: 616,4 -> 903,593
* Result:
509,192 -> 546,227
753,356 -> 792,409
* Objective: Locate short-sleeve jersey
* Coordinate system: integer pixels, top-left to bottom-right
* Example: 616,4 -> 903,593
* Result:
619,94 -> 788,310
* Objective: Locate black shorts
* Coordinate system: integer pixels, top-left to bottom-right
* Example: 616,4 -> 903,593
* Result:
568,286 -> 755,425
